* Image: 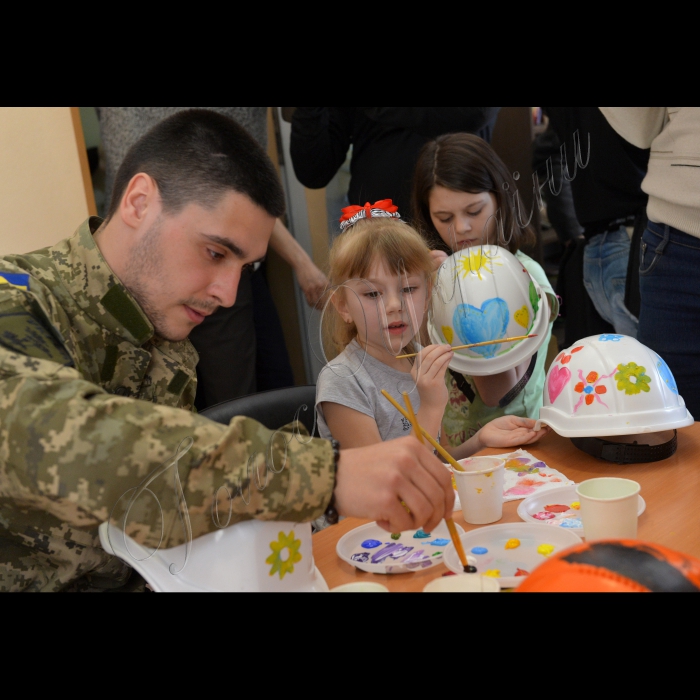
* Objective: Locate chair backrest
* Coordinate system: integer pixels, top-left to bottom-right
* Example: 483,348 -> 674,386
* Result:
199,385 -> 318,436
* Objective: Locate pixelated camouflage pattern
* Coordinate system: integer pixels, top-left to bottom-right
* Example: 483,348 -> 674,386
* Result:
0,219 -> 335,591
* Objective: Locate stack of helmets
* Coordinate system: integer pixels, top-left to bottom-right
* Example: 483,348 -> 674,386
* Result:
427,245 -> 549,376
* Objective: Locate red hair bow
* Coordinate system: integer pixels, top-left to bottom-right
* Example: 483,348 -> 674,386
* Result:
338,199 -> 401,231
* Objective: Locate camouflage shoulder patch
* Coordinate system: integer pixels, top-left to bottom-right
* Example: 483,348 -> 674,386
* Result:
0,272 -> 30,290
0,309 -> 73,366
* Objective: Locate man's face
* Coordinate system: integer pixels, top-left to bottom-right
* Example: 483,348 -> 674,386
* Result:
121,190 -> 274,342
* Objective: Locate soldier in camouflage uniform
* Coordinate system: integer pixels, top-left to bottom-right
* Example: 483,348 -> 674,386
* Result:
0,109 -> 453,591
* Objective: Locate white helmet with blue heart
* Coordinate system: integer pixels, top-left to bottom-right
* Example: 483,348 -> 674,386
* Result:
427,245 -> 550,376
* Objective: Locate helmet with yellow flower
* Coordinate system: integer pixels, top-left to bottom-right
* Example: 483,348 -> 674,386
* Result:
427,245 -> 550,376
539,334 -> 694,463
99,520 -> 328,592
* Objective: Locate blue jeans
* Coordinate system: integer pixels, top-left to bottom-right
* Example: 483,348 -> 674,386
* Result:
583,227 -> 639,337
637,221 -> 700,419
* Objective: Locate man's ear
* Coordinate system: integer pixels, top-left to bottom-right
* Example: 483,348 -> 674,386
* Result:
119,173 -> 158,229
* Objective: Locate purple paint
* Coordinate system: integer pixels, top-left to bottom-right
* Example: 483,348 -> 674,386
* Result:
370,543 -> 414,564
351,552 -> 370,563
361,539 -> 382,549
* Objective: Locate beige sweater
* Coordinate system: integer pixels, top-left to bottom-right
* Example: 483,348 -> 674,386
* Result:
600,107 -> 700,239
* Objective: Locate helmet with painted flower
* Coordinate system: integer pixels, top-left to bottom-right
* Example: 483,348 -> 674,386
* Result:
539,334 -> 693,439
427,245 -> 551,376
99,520 -> 328,592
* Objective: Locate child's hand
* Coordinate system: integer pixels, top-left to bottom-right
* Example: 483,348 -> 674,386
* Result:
478,415 -> 551,450
411,344 -> 454,415
430,249 -> 448,271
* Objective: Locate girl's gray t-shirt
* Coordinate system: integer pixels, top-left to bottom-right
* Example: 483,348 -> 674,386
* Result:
315,339 -> 421,441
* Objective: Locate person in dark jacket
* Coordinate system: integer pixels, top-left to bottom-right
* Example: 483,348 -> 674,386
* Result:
289,108 -> 500,229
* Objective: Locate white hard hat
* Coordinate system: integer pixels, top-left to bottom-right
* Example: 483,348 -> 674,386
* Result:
427,245 -> 549,376
99,520 -> 328,592
539,334 -> 694,438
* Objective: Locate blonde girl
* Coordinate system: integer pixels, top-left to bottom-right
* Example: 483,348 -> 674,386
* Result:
315,201 -> 548,458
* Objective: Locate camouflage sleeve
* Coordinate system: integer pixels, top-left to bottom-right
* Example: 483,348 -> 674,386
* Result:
0,335 -> 335,551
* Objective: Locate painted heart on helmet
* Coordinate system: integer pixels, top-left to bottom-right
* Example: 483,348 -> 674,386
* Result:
514,305 -> 530,329
548,365 -> 571,403
452,298 -> 509,357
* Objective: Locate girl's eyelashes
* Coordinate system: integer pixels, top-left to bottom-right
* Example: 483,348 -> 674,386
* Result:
208,248 -> 225,261
364,291 -> 380,298
436,209 -> 483,223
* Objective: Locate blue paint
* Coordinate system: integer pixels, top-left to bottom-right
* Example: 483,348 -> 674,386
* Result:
413,529 -> 431,539
427,538 -> 450,547
599,334 -> 623,342
361,539 -> 382,549
560,518 -> 582,529
471,546 -> 488,555
453,299 -> 509,357
655,353 -> 678,394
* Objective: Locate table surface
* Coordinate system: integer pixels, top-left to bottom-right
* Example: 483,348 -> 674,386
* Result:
312,424 -> 700,592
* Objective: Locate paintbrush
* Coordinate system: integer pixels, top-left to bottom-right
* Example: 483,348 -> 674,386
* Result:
395,334 -> 538,359
398,390 -> 476,575
381,390 -> 465,472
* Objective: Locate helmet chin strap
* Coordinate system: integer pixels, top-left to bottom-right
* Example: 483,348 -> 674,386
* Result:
571,430 -> 678,464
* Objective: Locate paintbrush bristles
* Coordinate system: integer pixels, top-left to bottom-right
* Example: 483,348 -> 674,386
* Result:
395,333 -> 538,359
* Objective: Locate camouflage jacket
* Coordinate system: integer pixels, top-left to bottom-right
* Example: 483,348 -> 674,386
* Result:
0,218 -> 334,591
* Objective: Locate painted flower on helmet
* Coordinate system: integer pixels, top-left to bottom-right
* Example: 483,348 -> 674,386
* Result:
573,368 -> 615,411
266,530 -> 303,579
615,362 -> 651,395
554,346 -> 584,365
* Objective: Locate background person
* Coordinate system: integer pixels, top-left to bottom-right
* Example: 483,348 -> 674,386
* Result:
411,133 -> 558,447
289,108 -> 501,230
600,107 -> 700,418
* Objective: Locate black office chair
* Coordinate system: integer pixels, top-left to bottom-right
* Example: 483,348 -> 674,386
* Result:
199,385 -> 318,436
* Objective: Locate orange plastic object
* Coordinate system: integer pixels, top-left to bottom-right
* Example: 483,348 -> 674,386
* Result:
516,539 -> 700,592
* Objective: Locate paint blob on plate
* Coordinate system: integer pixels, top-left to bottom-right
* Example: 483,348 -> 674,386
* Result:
471,546 -> 488,555
544,504 -> 569,513
533,511 -> 556,520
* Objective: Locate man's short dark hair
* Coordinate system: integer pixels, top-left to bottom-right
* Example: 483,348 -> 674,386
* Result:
106,109 -> 286,220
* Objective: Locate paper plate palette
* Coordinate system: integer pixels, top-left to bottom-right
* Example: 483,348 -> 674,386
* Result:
336,520 -> 463,575
517,484 -> 646,537
443,522 -> 582,588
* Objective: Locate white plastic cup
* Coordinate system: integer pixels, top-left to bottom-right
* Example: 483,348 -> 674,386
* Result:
452,456 -> 505,525
576,477 -> 641,541
423,573 -> 500,593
